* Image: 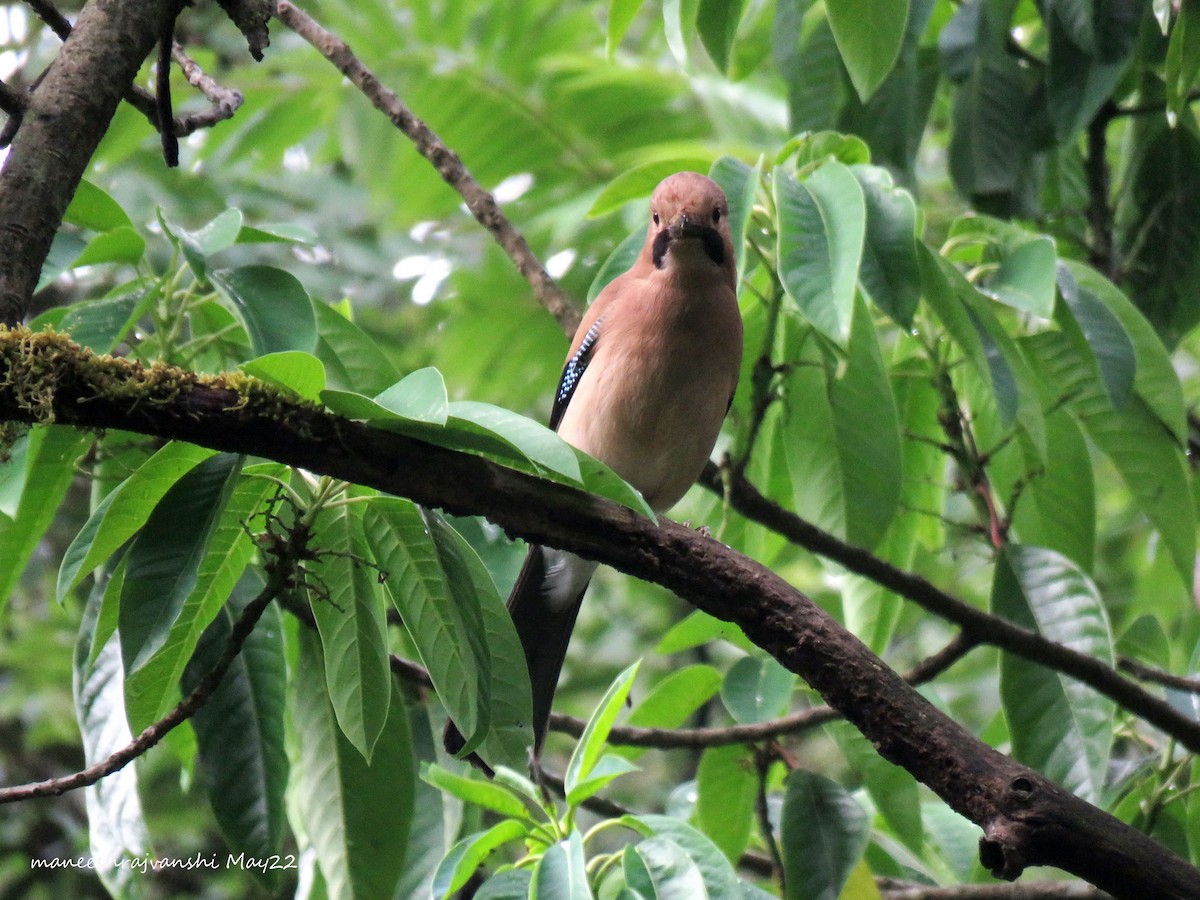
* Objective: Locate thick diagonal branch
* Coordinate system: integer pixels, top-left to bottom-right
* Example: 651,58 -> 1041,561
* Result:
0,0 -> 175,326
1,331 -> 1196,898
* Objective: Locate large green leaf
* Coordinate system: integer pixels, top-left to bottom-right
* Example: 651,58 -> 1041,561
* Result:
1115,119 -> 1200,346
780,770 -> 870,900
616,663 -> 723,760
828,295 -> 903,549
64,179 -> 134,232
588,157 -> 713,218
58,441 -> 217,602
696,0 -> 747,72
826,0 -> 910,101
828,721 -> 922,854
124,463 -> 283,731
853,164 -> 921,327
720,655 -> 794,724
0,427 -> 91,615
531,832 -> 591,900
182,572 -> 288,873
313,301 -> 402,396
1064,261 -> 1186,442
565,661 -> 640,798
308,504 -> 393,763
695,744 -> 757,863
73,585 -> 150,900
710,154 -> 762,286
118,454 -> 243,678
993,545 -> 1115,804
434,819 -> 529,899
1055,264 -> 1136,410
1023,330 -> 1194,587
364,498 -> 491,755
293,630 -> 414,900
634,815 -> 742,900
211,265 -> 318,356
775,161 -> 866,345
423,509 -> 534,770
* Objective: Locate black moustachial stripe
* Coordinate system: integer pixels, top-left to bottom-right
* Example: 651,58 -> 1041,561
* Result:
549,316 -> 602,432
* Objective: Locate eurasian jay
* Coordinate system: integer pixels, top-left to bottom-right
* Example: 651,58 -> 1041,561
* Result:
446,171 -> 744,763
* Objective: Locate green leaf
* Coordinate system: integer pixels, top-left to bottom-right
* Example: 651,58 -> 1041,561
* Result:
655,609 -> 753,654
572,448 -> 657,519
0,430 -> 28,519
421,763 -> 532,821
183,572 -> 288,871
829,294 -> 903,549
696,744 -> 756,862
236,222 -> 318,245
123,463 -> 283,731
59,288 -> 156,353
1063,261 -> 1186,442
827,0 -> 910,101
73,226 -> 146,267
1166,0 -> 1200,119
117,453 -> 242,678
365,499 -> 491,756
589,157 -> 713,218
1023,330 -> 1194,587
0,427 -> 90,615
73,586 -> 150,899
828,721 -> 922,854
636,815 -> 741,900
313,301 -> 402,396
619,663 -> 723,761
588,227 -> 645,302
780,770 -> 870,900
982,236 -> 1057,318
433,819 -> 529,899
211,265 -> 318,355
566,753 -> 640,805
187,209 -> 244,256
58,441 -> 217,602
626,839 -> 706,897
64,180 -> 134,232
241,351 -> 327,402
293,629 -> 414,900
709,154 -> 762,287
565,661 -> 640,797
1055,264 -> 1136,410
696,0 -> 747,72
424,509 -> 534,770
308,505 -> 393,762
720,655 -> 794,724
994,545 -> 1115,804
1114,119 -> 1200,347
775,161 -> 866,345
853,164 -> 921,327
376,368 -> 450,424
451,401 -> 581,483
1046,4 -> 1130,141
531,832 -> 591,900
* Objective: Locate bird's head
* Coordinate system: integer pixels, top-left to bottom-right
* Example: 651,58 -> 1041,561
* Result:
647,172 -> 735,282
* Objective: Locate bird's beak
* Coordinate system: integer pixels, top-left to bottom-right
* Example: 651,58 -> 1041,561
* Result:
668,213 -> 709,240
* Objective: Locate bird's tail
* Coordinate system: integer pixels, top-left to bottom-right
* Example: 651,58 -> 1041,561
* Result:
443,545 -> 592,768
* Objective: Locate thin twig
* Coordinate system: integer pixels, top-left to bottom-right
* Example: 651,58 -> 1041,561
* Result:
700,460 -> 1200,754
0,572 -> 283,804
878,880 -> 1109,899
1119,658 -> 1200,695
0,79 -> 25,118
20,0 -> 242,140
274,0 -> 582,336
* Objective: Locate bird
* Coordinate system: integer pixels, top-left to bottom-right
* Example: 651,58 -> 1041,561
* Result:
445,171 -> 744,766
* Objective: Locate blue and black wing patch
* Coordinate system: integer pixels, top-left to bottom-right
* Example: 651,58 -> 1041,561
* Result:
549,317 -> 602,432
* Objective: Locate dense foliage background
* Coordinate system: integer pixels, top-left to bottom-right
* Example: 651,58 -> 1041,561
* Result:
3,0 -> 1200,897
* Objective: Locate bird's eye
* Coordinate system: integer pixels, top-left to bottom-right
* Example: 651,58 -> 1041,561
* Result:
713,207 -> 722,223
652,211 -> 660,226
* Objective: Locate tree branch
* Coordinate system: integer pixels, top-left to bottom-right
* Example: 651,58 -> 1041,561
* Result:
0,79 -> 25,118
2,329 -> 1197,896
0,0 -> 176,325
698,462 -> 1200,757
273,0 -> 582,336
